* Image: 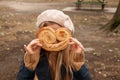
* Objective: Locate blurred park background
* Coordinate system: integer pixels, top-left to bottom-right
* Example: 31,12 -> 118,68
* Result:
0,0 -> 120,80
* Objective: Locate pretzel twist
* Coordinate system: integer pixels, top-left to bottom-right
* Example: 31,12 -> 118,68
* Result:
36,26 -> 71,51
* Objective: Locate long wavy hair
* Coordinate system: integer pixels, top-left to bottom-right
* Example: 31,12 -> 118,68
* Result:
38,21 -> 84,80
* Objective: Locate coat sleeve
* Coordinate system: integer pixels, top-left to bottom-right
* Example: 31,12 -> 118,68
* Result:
16,61 -> 35,80
73,64 -> 92,80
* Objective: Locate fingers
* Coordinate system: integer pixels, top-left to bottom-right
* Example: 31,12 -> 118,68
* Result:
70,37 -> 80,45
30,39 -> 42,47
24,44 -> 31,53
69,37 -> 84,50
69,41 -> 75,45
31,42 -> 42,50
29,39 -> 42,47
36,42 -> 42,46
32,43 -> 41,51
24,39 -> 42,54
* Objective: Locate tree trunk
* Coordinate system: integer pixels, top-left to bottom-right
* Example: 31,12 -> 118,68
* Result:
103,0 -> 120,33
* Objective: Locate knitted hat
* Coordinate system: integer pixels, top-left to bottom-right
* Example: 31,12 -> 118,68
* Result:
36,9 -> 75,33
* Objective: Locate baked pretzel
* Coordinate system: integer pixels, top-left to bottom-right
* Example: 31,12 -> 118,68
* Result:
36,26 -> 71,51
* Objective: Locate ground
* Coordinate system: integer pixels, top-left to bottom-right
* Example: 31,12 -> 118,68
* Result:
0,0 -> 120,80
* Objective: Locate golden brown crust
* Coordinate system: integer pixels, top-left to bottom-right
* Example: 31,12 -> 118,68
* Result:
36,26 -> 71,51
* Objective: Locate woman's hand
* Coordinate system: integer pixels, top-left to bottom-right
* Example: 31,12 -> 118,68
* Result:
69,37 -> 85,70
69,37 -> 84,53
24,39 -> 42,70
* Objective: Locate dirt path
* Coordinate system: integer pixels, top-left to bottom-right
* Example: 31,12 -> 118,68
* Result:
0,1 -> 73,12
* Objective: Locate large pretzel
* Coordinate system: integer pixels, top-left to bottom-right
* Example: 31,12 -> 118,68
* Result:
36,26 -> 71,51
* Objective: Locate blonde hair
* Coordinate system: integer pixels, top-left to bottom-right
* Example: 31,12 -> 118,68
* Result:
39,21 -> 84,80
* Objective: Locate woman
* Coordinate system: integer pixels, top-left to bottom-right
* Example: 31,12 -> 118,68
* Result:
16,9 -> 92,80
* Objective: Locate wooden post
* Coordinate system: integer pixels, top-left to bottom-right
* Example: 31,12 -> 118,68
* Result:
101,0 -> 105,10
76,0 -> 81,9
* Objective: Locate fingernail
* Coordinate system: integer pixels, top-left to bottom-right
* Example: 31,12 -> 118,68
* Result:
24,44 -> 26,47
37,43 -> 42,46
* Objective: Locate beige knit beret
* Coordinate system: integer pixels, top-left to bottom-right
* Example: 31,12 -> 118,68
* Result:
36,9 -> 75,33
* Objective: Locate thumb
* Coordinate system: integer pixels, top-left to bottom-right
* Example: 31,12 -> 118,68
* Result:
24,44 -> 30,53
